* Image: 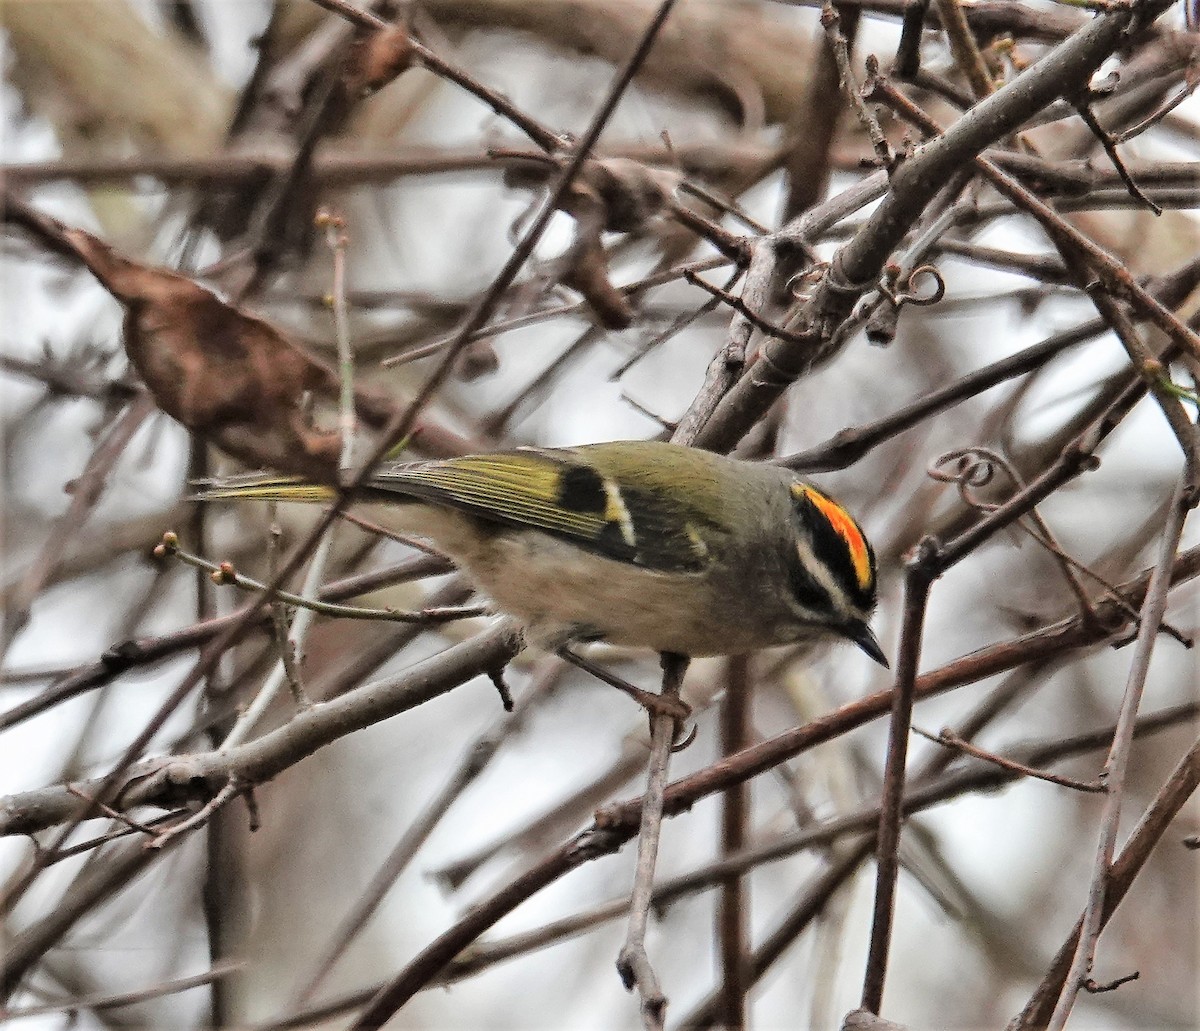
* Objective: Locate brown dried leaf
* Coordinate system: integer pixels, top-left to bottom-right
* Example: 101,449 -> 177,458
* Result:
69,232 -> 345,479
345,23 -> 415,98
2,198 -> 395,483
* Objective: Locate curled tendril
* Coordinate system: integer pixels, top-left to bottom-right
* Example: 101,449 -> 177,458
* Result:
880,263 -> 946,310
670,720 -> 699,753
928,446 -> 1019,509
786,261 -> 830,302
928,445 -> 1191,644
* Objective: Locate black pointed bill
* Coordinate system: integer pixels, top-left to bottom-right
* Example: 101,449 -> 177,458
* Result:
845,620 -> 889,668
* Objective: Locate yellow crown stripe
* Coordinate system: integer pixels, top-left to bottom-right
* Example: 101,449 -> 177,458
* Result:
798,486 -> 873,591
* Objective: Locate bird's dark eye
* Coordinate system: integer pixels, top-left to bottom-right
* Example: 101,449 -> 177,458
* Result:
787,548 -> 831,611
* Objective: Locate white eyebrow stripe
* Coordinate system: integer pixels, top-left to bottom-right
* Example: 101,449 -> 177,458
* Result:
792,537 -> 850,619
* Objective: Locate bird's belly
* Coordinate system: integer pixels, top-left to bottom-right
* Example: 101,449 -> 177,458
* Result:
464,532 -> 793,657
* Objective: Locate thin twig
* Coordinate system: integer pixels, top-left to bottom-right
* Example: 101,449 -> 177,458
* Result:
64,784 -> 159,836
0,960 -> 243,1018
1074,101 -> 1162,214
822,2 -> 892,169
911,726 -> 1104,792
1012,727 -> 1200,1029
1112,66 -> 1200,143
716,655 -> 751,1029
267,513 -> 308,708
861,536 -> 939,1014
683,269 -> 810,345
1046,472 -> 1191,1031
1079,283 -> 1200,504
616,652 -> 689,1030
157,536 -> 484,625
0,554 -> 454,734
305,0 -> 561,151
319,207 -> 358,472
146,778 -> 246,850
933,0 -> 995,99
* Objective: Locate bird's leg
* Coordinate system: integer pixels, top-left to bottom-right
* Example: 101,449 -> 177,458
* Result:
557,647 -> 691,733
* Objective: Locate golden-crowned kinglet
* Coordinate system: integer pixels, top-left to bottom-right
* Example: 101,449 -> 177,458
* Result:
203,440 -> 886,664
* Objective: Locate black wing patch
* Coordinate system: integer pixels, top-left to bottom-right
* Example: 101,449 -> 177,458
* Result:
556,464 -> 608,513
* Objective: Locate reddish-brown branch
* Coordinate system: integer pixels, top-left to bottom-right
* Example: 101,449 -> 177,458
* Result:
861,537 -> 938,1014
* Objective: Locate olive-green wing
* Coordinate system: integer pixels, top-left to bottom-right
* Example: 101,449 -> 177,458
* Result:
368,449 -> 714,573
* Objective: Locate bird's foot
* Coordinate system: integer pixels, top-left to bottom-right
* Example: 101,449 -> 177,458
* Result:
557,647 -> 694,747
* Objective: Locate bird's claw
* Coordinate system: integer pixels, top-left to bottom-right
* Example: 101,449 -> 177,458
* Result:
632,689 -> 693,749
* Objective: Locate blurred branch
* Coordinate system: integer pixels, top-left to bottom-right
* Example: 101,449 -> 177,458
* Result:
1047,473 -> 1192,1031
0,960 -> 242,1019
1,831 -> 190,1003
1,396 -> 157,660
1013,726 -> 1200,1029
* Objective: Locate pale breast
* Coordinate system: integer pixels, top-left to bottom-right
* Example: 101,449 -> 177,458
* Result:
358,503 -> 811,656
463,530 -> 804,656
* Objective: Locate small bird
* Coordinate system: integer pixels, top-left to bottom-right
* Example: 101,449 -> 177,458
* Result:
201,439 -> 887,666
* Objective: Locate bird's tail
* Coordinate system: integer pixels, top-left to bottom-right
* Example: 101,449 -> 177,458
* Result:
193,473 -> 334,504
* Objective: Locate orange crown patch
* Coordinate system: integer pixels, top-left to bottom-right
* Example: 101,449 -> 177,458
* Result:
793,485 -> 873,591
